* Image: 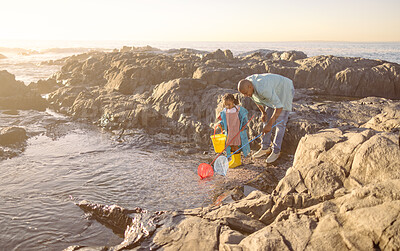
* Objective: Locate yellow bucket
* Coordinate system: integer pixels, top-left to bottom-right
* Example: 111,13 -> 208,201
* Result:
211,134 -> 226,153
211,116 -> 227,153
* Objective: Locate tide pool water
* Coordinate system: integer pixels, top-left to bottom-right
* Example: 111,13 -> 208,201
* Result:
0,110 -> 215,250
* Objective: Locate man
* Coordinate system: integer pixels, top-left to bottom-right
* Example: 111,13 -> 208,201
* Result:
238,73 -> 294,163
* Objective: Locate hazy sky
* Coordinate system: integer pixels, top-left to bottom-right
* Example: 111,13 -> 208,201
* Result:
1,0 -> 399,42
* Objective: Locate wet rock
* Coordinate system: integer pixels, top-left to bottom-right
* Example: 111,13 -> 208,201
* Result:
0,127 -> 27,146
77,200 -> 141,235
0,127 -> 27,161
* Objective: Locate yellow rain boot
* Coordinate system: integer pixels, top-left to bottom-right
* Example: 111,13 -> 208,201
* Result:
228,154 -> 242,168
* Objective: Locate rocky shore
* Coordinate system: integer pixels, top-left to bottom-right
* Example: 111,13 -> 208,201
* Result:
40,47 -> 400,150
1,46 -> 399,250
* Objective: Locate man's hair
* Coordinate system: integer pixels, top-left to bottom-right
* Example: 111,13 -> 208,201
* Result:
238,79 -> 252,93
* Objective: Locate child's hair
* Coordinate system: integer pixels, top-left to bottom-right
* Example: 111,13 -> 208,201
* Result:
223,93 -> 239,105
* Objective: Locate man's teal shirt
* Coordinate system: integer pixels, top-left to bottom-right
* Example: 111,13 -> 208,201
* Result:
246,73 -> 294,111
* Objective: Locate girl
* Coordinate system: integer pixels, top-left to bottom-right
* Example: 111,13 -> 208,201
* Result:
218,93 -> 250,168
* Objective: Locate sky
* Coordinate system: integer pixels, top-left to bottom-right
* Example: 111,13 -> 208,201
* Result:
0,0 -> 399,42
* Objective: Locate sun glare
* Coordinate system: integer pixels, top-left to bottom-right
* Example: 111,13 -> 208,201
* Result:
0,0 -> 399,42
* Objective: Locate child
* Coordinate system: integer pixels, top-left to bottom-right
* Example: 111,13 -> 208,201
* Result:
218,93 -> 250,168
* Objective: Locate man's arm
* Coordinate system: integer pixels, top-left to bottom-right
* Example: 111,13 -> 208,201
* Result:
262,107 -> 283,134
256,104 -> 267,122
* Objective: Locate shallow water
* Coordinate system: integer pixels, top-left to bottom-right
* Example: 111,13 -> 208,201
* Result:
0,110 -> 215,250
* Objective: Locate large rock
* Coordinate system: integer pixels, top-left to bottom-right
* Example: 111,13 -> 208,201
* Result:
0,70 -> 47,110
266,56 -> 400,99
280,128 -> 400,198
0,70 -> 29,96
147,78 -> 220,143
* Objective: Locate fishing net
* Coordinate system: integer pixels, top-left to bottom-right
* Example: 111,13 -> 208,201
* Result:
213,156 -> 229,176
197,163 -> 214,179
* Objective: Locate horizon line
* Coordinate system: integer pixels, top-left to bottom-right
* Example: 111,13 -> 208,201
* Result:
1,39 -> 400,43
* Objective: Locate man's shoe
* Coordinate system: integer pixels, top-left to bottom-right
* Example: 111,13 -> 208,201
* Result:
253,147 -> 271,158
266,152 -> 280,164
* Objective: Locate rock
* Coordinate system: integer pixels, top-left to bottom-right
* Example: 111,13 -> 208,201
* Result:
203,49 -> 234,61
77,200 -> 137,234
48,86 -> 86,113
239,50 -> 307,62
240,214 -> 317,251
0,127 -> 27,146
362,102 -> 400,132
282,94 -> 400,154
192,67 -> 244,87
152,216 -> 221,250
0,53 -> 7,59
279,50 -> 307,61
120,46 -> 133,52
0,70 -> 29,96
0,70 -> 47,110
28,78 -> 62,94
104,65 -> 159,94
350,132 -> 400,185
270,55 -> 400,99
304,181 -> 400,251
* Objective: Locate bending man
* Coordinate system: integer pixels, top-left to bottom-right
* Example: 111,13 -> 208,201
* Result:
238,73 -> 294,163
